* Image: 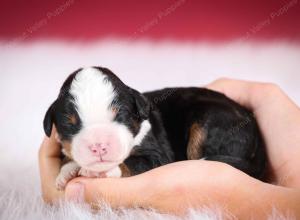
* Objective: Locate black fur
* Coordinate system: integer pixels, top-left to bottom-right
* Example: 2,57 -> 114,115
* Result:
43,69 -> 82,139
124,109 -> 175,175
144,88 -> 266,178
43,67 -> 266,179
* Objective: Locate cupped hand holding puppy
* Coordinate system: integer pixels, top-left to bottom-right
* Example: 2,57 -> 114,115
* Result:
39,79 -> 300,218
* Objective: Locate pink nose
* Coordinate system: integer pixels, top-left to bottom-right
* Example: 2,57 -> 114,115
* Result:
88,143 -> 108,156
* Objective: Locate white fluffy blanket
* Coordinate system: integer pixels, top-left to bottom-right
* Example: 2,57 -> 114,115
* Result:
0,40 -> 299,219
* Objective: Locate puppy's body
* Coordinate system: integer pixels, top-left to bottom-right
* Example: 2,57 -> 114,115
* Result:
143,88 -> 265,178
43,67 -> 265,189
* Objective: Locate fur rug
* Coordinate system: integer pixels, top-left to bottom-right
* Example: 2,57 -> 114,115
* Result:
0,40 -> 299,219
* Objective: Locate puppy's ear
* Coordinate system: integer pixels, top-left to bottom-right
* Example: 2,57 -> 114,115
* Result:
43,101 -> 57,137
131,89 -> 150,120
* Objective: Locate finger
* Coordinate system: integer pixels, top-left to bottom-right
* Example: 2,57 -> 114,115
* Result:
206,78 -> 255,109
39,125 -> 64,203
65,160 -> 300,218
65,176 -> 145,208
65,160 -> 247,210
39,125 -> 61,157
64,161 -> 231,210
39,144 -> 64,202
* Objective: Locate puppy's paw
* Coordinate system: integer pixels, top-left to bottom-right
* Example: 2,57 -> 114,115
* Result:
55,174 -> 69,191
55,162 -> 80,190
78,168 -> 106,178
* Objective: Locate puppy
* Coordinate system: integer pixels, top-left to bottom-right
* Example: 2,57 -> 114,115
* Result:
43,67 -> 266,190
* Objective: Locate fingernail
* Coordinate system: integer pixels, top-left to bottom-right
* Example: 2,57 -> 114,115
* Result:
66,182 -> 85,203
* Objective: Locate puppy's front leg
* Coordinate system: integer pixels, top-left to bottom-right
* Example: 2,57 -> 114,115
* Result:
55,161 -> 80,190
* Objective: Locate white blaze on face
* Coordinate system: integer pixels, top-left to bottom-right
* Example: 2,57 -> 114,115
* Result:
69,67 -> 135,172
70,67 -> 115,125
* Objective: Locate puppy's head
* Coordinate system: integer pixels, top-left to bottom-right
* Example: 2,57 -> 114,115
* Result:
43,67 -> 151,172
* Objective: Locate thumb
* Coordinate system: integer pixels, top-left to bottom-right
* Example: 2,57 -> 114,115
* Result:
206,78 -> 254,109
65,176 -> 144,208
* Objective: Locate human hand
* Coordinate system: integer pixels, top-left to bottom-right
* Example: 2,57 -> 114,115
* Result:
38,126 -> 64,203
65,160 -> 300,218
207,78 -> 300,188
39,79 -> 300,218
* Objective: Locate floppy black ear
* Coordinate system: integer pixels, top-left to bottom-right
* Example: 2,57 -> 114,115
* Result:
131,89 -> 150,120
43,101 -> 57,137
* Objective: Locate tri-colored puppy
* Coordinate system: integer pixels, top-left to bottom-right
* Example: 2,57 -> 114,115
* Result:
43,67 -> 266,190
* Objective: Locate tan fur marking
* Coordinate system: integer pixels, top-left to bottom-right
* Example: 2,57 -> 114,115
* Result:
187,123 -> 206,160
132,120 -> 140,131
119,163 -> 131,177
67,114 -> 77,125
110,106 -> 119,118
61,141 -> 73,159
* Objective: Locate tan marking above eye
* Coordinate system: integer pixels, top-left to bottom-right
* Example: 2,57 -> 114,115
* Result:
67,114 -> 77,125
187,123 -> 207,160
111,106 -> 119,115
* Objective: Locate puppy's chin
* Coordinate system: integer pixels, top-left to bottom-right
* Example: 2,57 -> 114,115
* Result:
80,160 -> 122,173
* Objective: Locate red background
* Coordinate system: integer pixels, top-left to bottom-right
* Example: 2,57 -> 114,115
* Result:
0,0 -> 300,42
